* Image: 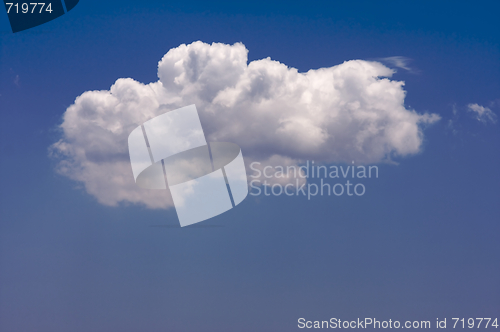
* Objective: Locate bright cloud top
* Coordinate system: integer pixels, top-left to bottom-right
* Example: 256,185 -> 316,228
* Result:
50,41 -> 439,209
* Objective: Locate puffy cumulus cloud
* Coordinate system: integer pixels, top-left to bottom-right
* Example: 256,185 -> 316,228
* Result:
50,78 -> 172,208
467,103 -> 497,124
51,41 -> 439,208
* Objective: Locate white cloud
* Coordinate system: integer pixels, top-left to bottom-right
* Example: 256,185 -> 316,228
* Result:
50,41 -> 439,209
467,103 -> 497,124
378,56 -> 416,73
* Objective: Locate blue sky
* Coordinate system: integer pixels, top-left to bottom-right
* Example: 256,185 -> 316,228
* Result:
1,1 -> 499,331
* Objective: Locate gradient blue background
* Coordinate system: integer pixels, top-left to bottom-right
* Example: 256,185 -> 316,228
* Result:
1,1 -> 499,331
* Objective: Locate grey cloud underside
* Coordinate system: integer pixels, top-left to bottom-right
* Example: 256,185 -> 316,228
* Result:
50,41 -> 439,209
